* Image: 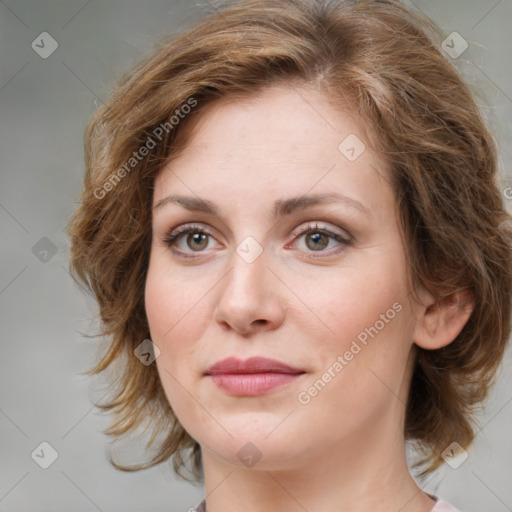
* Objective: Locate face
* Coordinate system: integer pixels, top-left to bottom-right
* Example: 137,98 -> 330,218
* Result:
145,84 -> 421,471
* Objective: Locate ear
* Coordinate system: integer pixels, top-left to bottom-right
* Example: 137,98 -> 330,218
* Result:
412,286 -> 474,350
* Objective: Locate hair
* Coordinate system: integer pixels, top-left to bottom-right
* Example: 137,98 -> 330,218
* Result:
67,0 -> 512,483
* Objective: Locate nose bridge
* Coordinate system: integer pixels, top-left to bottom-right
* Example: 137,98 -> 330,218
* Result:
214,243 -> 284,334
222,245 -> 268,307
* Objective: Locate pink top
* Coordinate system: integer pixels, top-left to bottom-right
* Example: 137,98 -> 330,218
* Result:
432,497 -> 461,511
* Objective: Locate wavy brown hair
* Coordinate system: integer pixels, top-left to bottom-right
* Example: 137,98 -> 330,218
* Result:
67,0 -> 512,482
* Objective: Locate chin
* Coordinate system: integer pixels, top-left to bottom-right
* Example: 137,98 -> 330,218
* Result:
197,426 -> 316,473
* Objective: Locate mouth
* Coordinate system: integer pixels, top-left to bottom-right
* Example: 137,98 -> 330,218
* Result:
204,356 -> 306,396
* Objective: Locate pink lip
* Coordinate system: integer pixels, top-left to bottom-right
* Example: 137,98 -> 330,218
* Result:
205,357 -> 305,396
206,356 -> 304,375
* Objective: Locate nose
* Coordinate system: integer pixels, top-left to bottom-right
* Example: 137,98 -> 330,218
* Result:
213,248 -> 285,336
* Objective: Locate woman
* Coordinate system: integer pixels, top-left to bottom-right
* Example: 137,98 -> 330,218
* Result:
68,1 -> 512,511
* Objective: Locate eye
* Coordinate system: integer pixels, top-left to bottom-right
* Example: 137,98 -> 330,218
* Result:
163,221 -> 353,259
164,224 -> 219,257
287,222 -> 352,256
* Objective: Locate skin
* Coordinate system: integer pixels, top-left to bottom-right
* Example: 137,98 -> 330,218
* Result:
145,84 -> 472,512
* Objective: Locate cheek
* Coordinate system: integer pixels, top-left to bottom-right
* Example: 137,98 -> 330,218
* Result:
144,255 -> 210,430
145,248 -> 209,342
309,257 -> 409,355
295,302 -> 412,441
144,253 -> 206,375
296,249 -> 414,411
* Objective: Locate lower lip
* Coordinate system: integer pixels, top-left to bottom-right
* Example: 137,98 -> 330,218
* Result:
208,373 -> 303,396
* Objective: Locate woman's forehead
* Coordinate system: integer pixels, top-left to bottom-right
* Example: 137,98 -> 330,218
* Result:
154,85 -> 389,203
177,85 -> 362,147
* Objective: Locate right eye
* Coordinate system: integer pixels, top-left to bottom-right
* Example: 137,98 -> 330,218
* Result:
164,224 -> 221,257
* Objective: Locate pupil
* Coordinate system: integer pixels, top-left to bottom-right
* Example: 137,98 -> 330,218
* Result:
307,232 -> 328,250
189,233 -> 207,250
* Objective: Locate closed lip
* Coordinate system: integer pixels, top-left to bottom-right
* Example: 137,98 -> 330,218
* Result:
205,356 -> 305,375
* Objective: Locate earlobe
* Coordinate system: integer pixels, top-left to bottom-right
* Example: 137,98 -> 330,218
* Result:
412,287 -> 474,350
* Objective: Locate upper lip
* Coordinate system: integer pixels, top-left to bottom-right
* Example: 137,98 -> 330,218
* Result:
205,356 -> 305,375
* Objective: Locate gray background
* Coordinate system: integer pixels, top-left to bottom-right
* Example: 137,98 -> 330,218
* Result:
0,0 -> 511,511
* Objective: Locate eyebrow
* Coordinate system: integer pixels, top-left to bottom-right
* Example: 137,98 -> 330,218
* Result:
153,192 -> 372,218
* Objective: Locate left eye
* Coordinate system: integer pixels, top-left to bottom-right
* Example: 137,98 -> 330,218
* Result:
163,222 -> 352,257
288,223 -> 352,254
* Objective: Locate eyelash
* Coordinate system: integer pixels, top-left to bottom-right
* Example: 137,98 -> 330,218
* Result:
163,222 -> 353,259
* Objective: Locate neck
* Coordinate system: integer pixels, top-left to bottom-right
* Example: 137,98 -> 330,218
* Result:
200,412 -> 435,512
